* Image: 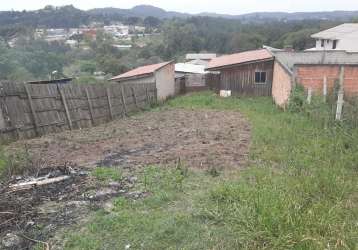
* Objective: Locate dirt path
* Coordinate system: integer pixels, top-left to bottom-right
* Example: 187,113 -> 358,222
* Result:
1,108 -> 251,249
7,108 -> 251,171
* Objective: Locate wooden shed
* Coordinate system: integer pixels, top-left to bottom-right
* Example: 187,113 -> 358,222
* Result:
110,61 -> 175,101
206,49 -> 274,96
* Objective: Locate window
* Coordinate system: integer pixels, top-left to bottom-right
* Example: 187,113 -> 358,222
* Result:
255,71 -> 267,84
321,39 -> 325,47
333,40 -> 338,49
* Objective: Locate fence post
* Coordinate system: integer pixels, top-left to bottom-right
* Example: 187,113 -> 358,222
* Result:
336,66 -> 345,121
145,87 -> 150,105
24,84 -> 40,136
106,86 -> 114,120
307,88 -> 312,104
120,85 -> 127,117
131,86 -> 138,109
323,76 -> 328,102
57,85 -> 73,130
85,87 -> 94,126
154,84 -> 158,102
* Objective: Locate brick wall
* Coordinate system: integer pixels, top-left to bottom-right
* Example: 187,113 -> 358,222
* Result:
272,61 -> 292,107
295,65 -> 358,96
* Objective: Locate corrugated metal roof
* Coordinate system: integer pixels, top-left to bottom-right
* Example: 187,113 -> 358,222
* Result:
186,53 -> 217,60
110,61 -> 171,81
206,49 -> 273,70
187,59 -> 210,66
311,23 -> 358,40
272,50 -> 358,73
175,63 -> 207,74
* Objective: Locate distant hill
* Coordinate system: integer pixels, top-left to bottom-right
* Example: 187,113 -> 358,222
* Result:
88,5 -> 190,19
0,4 -> 358,28
231,11 -> 358,21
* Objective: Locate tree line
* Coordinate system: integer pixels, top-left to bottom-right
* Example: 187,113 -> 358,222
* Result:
0,13 -> 356,82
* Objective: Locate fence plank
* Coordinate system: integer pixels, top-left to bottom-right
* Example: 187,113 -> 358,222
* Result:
120,85 -> 127,116
131,86 -> 138,109
24,84 -> 41,136
106,86 -> 114,120
57,85 -> 73,130
85,87 -> 94,126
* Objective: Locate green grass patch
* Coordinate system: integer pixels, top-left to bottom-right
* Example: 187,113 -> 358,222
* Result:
63,92 -> 358,249
92,167 -> 122,182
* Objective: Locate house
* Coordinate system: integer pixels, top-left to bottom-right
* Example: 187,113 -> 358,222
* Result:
271,50 -> 358,106
185,53 -> 217,66
206,49 -> 274,96
110,61 -> 175,101
175,63 -> 209,92
310,23 -> 358,52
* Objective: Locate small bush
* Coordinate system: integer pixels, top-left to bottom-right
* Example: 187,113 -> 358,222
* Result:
288,85 -> 306,113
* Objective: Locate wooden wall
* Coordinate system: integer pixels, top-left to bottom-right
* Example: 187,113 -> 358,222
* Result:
219,60 -> 274,96
0,81 -> 157,142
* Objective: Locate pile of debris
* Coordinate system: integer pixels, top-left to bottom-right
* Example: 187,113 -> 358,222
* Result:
0,164 -> 89,248
0,163 -> 142,249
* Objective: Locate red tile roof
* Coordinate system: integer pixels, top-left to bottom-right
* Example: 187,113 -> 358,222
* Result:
207,49 -> 273,70
111,61 -> 172,81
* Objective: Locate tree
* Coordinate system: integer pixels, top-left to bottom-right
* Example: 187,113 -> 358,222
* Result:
144,16 -> 161,28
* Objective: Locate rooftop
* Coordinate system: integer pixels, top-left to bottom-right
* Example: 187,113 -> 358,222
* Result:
206,49 -> 273,70
311,23 -> 358,40
110,61 -> 172,81
272,50 -> 358,74
175,63 -> 207,74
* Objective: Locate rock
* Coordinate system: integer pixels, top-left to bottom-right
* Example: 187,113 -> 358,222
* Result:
78,171 -> 88,176
108,181 -> 122,188
125,244 -> 131,249
128,176 -> 138,184
89,188 -> 119,201
126,191 -> 144,199
66,200 -> 90,208
103,201 -> 114,213
2,233 -> 22,248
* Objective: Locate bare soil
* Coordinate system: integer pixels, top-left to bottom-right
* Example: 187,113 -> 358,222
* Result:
0,108 -> 251,249
7,108 -> 251,170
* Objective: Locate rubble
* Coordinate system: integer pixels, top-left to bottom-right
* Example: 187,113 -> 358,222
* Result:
1,233 -> 22,248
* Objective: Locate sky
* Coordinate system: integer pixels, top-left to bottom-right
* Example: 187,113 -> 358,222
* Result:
1,0 -> 358,14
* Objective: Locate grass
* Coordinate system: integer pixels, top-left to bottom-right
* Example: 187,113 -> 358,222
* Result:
92,167 -> 122,182
63,92 -> 358,250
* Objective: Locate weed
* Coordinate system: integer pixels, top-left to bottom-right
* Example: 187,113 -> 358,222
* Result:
206,166 -> 220,177
92,167 -> 122,182
63,92 -> 358,250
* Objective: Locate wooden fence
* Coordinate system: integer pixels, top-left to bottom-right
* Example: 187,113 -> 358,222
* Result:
0,81 -> 157,142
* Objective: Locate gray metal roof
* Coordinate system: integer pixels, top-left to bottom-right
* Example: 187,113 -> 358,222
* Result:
311,23 -> 358,40
272,50 -> 358,74
186,53 -> 217,60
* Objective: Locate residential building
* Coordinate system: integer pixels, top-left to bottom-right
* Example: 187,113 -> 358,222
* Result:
110,62 -> 175,101
206,49 -> 274,97
310,23 -> 358,52
271,50 -> 358,106
175,63 -> 209,92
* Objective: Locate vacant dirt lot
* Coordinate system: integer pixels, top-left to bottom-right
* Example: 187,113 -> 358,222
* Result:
7,108 -> 251,171
1,108 -> 251,249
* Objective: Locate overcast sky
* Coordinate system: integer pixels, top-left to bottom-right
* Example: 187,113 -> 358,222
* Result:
2,0 -> 358,14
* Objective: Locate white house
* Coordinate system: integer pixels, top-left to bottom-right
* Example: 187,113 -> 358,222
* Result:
310,23 -> 358,52
110,61 -> 175,101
